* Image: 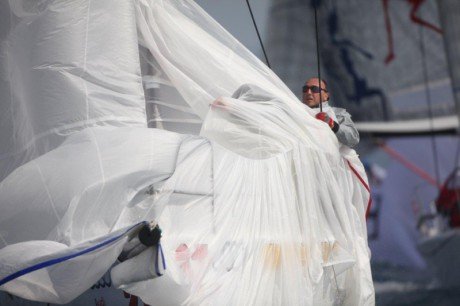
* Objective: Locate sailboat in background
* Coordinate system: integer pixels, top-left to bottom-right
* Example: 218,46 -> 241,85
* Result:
416,166 -> 460,287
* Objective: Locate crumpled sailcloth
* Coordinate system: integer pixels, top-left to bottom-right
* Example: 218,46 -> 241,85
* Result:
0,0 -> 374,305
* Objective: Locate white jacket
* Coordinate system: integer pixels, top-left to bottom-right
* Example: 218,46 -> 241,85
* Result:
314,102 -> 360,148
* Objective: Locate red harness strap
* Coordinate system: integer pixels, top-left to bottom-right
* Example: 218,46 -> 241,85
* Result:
346,160 -> 373,219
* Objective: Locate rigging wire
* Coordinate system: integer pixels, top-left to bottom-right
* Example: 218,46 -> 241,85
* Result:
419,24 -> 441,189
245,0 -> 268,163
245,0 -> 271,69
312,1 -> 340,294
245,0 -> 341,295
437,2 -> 460,200
313,0 -> 323,112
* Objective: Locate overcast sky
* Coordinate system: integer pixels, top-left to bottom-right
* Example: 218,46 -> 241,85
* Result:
195,0 -> 271,61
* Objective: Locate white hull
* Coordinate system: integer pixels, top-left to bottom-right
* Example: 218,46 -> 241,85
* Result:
418,229 -> 460,288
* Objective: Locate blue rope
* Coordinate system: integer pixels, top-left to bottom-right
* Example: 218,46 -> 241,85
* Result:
155,243 -> 166,277
0,222 -> 145,287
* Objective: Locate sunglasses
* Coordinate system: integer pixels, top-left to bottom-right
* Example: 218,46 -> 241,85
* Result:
302,85 -> 327,93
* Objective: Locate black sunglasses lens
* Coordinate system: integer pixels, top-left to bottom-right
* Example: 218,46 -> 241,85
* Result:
311,86 -> 321,93
303,85 -> 322,93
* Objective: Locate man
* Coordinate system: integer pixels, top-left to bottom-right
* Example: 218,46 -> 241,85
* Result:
302,77 -> 359,148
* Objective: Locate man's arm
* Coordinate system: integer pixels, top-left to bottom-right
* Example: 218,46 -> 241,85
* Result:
334,109 -> 360,148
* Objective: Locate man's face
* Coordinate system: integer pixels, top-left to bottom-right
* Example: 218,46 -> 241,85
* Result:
302,78 -> 329,108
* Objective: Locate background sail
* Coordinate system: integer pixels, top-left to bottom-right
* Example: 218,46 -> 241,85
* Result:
265,0 -> 456,123
438,0 -> 460,123
263,0 -> 460,271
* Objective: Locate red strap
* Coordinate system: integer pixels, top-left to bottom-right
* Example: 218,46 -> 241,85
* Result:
378,143 -> 440,188
346,160 -> 372,219
382,0 -> 395,64
408,0 -> 443,34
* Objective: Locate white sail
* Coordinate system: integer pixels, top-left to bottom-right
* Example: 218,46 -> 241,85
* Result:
0,1 -> 374,305
0,0 -> 147,182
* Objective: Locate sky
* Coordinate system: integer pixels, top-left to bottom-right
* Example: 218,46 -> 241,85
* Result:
195,0 -> 271,61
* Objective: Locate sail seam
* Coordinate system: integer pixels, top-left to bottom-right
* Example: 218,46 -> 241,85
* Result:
0,116 -> 145,161
85,128 -> 107,235
83,0 -> 91,121
33,160 -> 61,222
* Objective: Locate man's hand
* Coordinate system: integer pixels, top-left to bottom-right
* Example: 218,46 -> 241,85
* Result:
211,97 -> 229,110
315,112 -> 335,129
